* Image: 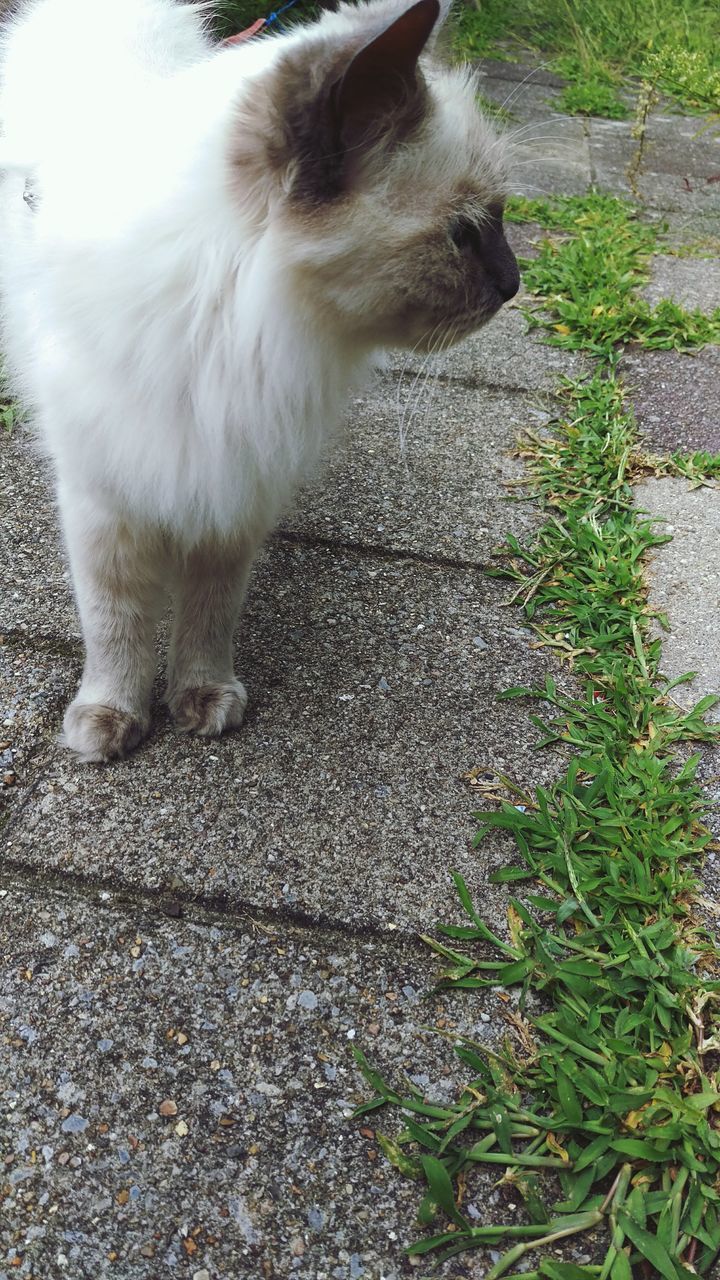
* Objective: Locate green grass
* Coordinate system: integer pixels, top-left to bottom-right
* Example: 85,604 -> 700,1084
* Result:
354,195 -> 720,1274
506,194 -> 720,356
557,80 -> 629,120
452,0 -> 720,117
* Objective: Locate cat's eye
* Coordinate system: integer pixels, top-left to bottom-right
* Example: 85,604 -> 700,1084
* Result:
449,216 -> 483,254
450,205 -> 505,255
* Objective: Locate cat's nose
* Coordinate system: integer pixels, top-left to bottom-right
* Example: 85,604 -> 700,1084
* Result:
480,221 -> 520,302
490,240 -> 520,301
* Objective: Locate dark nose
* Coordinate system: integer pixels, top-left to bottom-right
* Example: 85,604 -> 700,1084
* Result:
484,228 -> 520,301
450,212 -> 521,303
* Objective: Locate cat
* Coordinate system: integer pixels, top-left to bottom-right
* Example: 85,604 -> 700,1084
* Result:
0,0 -> 519,762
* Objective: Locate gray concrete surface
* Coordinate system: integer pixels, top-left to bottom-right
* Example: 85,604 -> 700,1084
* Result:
634,478 -> 720,710
622,345 -> 720,454
589,112 -> 720,212
0,879 -> 508,1280
2,50 -> 720,1280
3,545 -> 566,934
641,254 -> 720,312
283,381 -> 540,560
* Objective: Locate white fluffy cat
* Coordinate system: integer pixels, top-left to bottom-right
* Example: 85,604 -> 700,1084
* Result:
0,0 -> 518,761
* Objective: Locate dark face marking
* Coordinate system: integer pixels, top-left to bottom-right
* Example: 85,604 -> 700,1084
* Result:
272,0 -> 439,204
449,205 -> 520,304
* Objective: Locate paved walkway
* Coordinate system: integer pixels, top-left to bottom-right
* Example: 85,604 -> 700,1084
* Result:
1,58 -> 719,1280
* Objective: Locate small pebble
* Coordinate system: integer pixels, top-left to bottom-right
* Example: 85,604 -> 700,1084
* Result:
61,1115 -> 88,1134
297,990 -> 318,1012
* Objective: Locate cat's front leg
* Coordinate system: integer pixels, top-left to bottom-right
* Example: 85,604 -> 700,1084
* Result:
165,536 -> 256,737
60,493 -> 169,762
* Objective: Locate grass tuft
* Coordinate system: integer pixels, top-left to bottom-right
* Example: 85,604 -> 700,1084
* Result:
506,194 -> 720,355
452,0 -> 720,116
355,185 -> 720,1273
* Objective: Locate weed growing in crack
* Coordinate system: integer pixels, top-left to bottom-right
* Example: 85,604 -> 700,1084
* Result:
354,189 -> 720,1275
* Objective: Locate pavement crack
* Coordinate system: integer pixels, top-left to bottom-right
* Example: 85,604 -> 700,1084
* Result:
273,529 -> 497,573
0,855 -> 435,953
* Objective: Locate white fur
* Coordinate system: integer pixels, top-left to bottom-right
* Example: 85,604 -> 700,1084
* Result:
0,0 -> 514,759
0,0 -> 372,543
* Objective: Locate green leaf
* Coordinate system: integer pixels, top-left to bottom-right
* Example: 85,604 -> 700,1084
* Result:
377,1133 -> 421,1179
540,1264 -> 599,1280
610,1250 -> 632,1280
490,1105 -> 514,1154
406,1229 -> 464,1256
616,1210 -> 683,1280
421,1156 -> 469,1229
555,1069 -> 583,1127
610,1138 -> 671,1161
573,1135 -> 611,1174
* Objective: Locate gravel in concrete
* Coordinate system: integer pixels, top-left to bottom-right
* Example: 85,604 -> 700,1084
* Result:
1,428 -> 75,643
589,112 -> 720,211
282,379 -> 540,561
634,477 -> 720,712
0,879 -> 523,1280
0,637 -> 73,815
3,542 -> 567,935
622,345 -> 720,453
642,253 -> 720,312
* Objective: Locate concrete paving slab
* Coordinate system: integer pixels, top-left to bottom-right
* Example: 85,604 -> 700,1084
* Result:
648,209 -> 720,253
639,113 -> 720,180
0,878 -> 515,1280
2,541 -> 565,935
282,380 -> 540,561
477,78 -> 570,127
472,79 -> 592,197
642,253 -> 720,311
0,637 -> 74,816
476,58 -> 567,90
593,164 -> 720,213
588,112 -> 720,209
622,345 -> 720,453
2,378 -> 541,595
587,117 -> 638,177
633,477 -> 720,712
1,428 -> 76,643
589,113 -> 720,186
384,303 -> 588,394
505,220 -> 544,259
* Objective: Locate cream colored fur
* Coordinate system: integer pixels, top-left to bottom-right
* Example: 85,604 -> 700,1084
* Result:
0,0 -> 517,760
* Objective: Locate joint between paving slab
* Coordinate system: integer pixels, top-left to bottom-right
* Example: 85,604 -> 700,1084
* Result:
0,854 -> 436,954
273,529 -> 500,573
2,626 -> 82,660
387,369 -> 551,398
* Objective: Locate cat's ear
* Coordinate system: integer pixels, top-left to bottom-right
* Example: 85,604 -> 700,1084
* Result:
330,0 -> 440,149
266,0 -> 445,202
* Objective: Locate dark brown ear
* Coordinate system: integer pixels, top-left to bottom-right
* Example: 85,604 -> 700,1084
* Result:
332,0 -> 441,145
275,0 -> 441,204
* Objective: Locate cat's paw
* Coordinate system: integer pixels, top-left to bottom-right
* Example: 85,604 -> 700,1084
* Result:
168,680 -> 248,736
61,702 -> 149,763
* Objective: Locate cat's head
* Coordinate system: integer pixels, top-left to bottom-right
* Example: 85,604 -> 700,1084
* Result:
231,0 -> 519,351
